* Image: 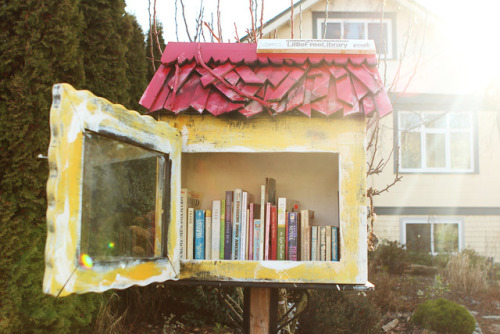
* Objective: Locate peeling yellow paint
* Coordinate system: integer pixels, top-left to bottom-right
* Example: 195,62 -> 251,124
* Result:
44,84 -> 181,296
44,84 -> 369,296
160,114 -> 368,285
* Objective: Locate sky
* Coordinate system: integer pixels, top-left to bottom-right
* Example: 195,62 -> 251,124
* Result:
124,0 -> 298,42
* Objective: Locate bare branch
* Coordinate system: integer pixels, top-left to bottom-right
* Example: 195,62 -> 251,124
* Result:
259,0 -> 264,38
217,0 -> 222,41
203,21 -> 222,43
153,0 -> 162,55
299,3 -> 303,39
249,0 -> 257,42
148,0 -> 156,72
322,0 -> 330,39
234,22 -> 240,42
174,0 -> 179,41
179,0 -> 193,42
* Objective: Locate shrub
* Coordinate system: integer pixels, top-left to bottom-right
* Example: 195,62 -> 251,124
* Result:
442,249 -> 493,294
412,298 -> 475,334
369,240 -> 408,274
297,290 -> 381,333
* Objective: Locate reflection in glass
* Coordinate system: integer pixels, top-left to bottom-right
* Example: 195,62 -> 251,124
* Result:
426,133 -> 445,168
434,224 -> 459,253
344,22 -> 364,38
406,224 -> 431,253
368,22 -> 388,54
401,132 -> 421,169
322,22 -> 341,39
81,132 -> 167,262
450,133 -> 472,169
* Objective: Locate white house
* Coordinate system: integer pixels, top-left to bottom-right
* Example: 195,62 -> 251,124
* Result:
255,0 -> 500,261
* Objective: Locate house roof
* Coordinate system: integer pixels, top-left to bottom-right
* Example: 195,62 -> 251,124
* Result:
139,41 -> 392,117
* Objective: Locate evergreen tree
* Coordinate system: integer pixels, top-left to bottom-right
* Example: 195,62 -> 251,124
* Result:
0,0 -> 102,332
122,13 -> 148,111
146,23 -> 166,83
79,0 -> 130,104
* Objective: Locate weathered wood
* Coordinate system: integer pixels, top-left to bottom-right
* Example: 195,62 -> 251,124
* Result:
247,287 -> 278,334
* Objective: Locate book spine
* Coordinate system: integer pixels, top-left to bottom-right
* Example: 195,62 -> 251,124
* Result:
180,189 -> 187,259
311,226 -> 318,261
326,226 -> 332,262
187,208 -> 195,260
287,212 -> 299,261
205,210 -> 212,260
259,185 -> 265,261
277,198 -> 286,261
319,226 -> 327,261
300,210 -> 311,261
270,205 -> 278,260
220,200 -> 225,260
248,203 -> 254,261
264,202 -> 271,260
253,219 -> 261,261
194,210 -> 205,260
232,189 -> 242,260
224,191 -> 233,260
240,191 -> 248,260
332,227 -> 339,261
211,201 -> 221,260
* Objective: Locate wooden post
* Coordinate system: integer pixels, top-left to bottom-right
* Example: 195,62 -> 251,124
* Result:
244,287 -> 278,334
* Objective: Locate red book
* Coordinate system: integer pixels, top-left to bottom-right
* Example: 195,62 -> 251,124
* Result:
270,205 -> 278,260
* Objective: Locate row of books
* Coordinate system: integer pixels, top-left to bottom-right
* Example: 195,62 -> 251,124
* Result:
179,179 -> 339,261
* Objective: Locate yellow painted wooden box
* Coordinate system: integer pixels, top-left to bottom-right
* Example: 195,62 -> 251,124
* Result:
44,83 -> 370,296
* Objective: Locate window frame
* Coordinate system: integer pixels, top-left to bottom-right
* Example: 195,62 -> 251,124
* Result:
400,217 -> 464,255
396,110 -> 477,174
44,83 -> 182,296
312,11 -> 397,59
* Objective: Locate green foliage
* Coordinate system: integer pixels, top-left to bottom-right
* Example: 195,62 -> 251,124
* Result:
79,0 -> 130,105
297,290 -> 381,333
412,298 -> 475,334
369,240 -> 408,274
146,24 -> 166,82
0,0 -> 150,332
123,14 -> 148,111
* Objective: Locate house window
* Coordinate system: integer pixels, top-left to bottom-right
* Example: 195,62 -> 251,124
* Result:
398,111 -> 475,173
401,217 -> 463,255
313,12 -> 396,58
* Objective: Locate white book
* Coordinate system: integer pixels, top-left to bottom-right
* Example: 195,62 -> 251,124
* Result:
240,191 -> 248,260
187,208 -> 195,260
259,184 -> 265,261
326,226 -> 332,262
205,210 -> 212,260
311,226 -> 318,261
211,200 -> 221,260
180,189 -> 187,259
232,189 -> 242,260
277,197 -> 287,261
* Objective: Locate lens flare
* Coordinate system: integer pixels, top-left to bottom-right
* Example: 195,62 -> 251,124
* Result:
79,253 -> 93,269
108,242 -> 115,249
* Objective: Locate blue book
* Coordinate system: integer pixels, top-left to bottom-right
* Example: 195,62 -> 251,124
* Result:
331,227 -> 339,261
287,212 -> 299,261
194,210 -> 205,260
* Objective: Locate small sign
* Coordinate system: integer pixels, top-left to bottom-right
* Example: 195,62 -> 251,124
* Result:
257,39 -> 376,54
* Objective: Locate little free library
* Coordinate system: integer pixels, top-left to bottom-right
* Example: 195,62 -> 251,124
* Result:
43,39 -> 392,297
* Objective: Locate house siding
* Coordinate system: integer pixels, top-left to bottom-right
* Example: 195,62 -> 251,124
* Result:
269,0 -> 500,262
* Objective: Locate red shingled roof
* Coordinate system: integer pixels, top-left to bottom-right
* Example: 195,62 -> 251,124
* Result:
140,42 -> 392,117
